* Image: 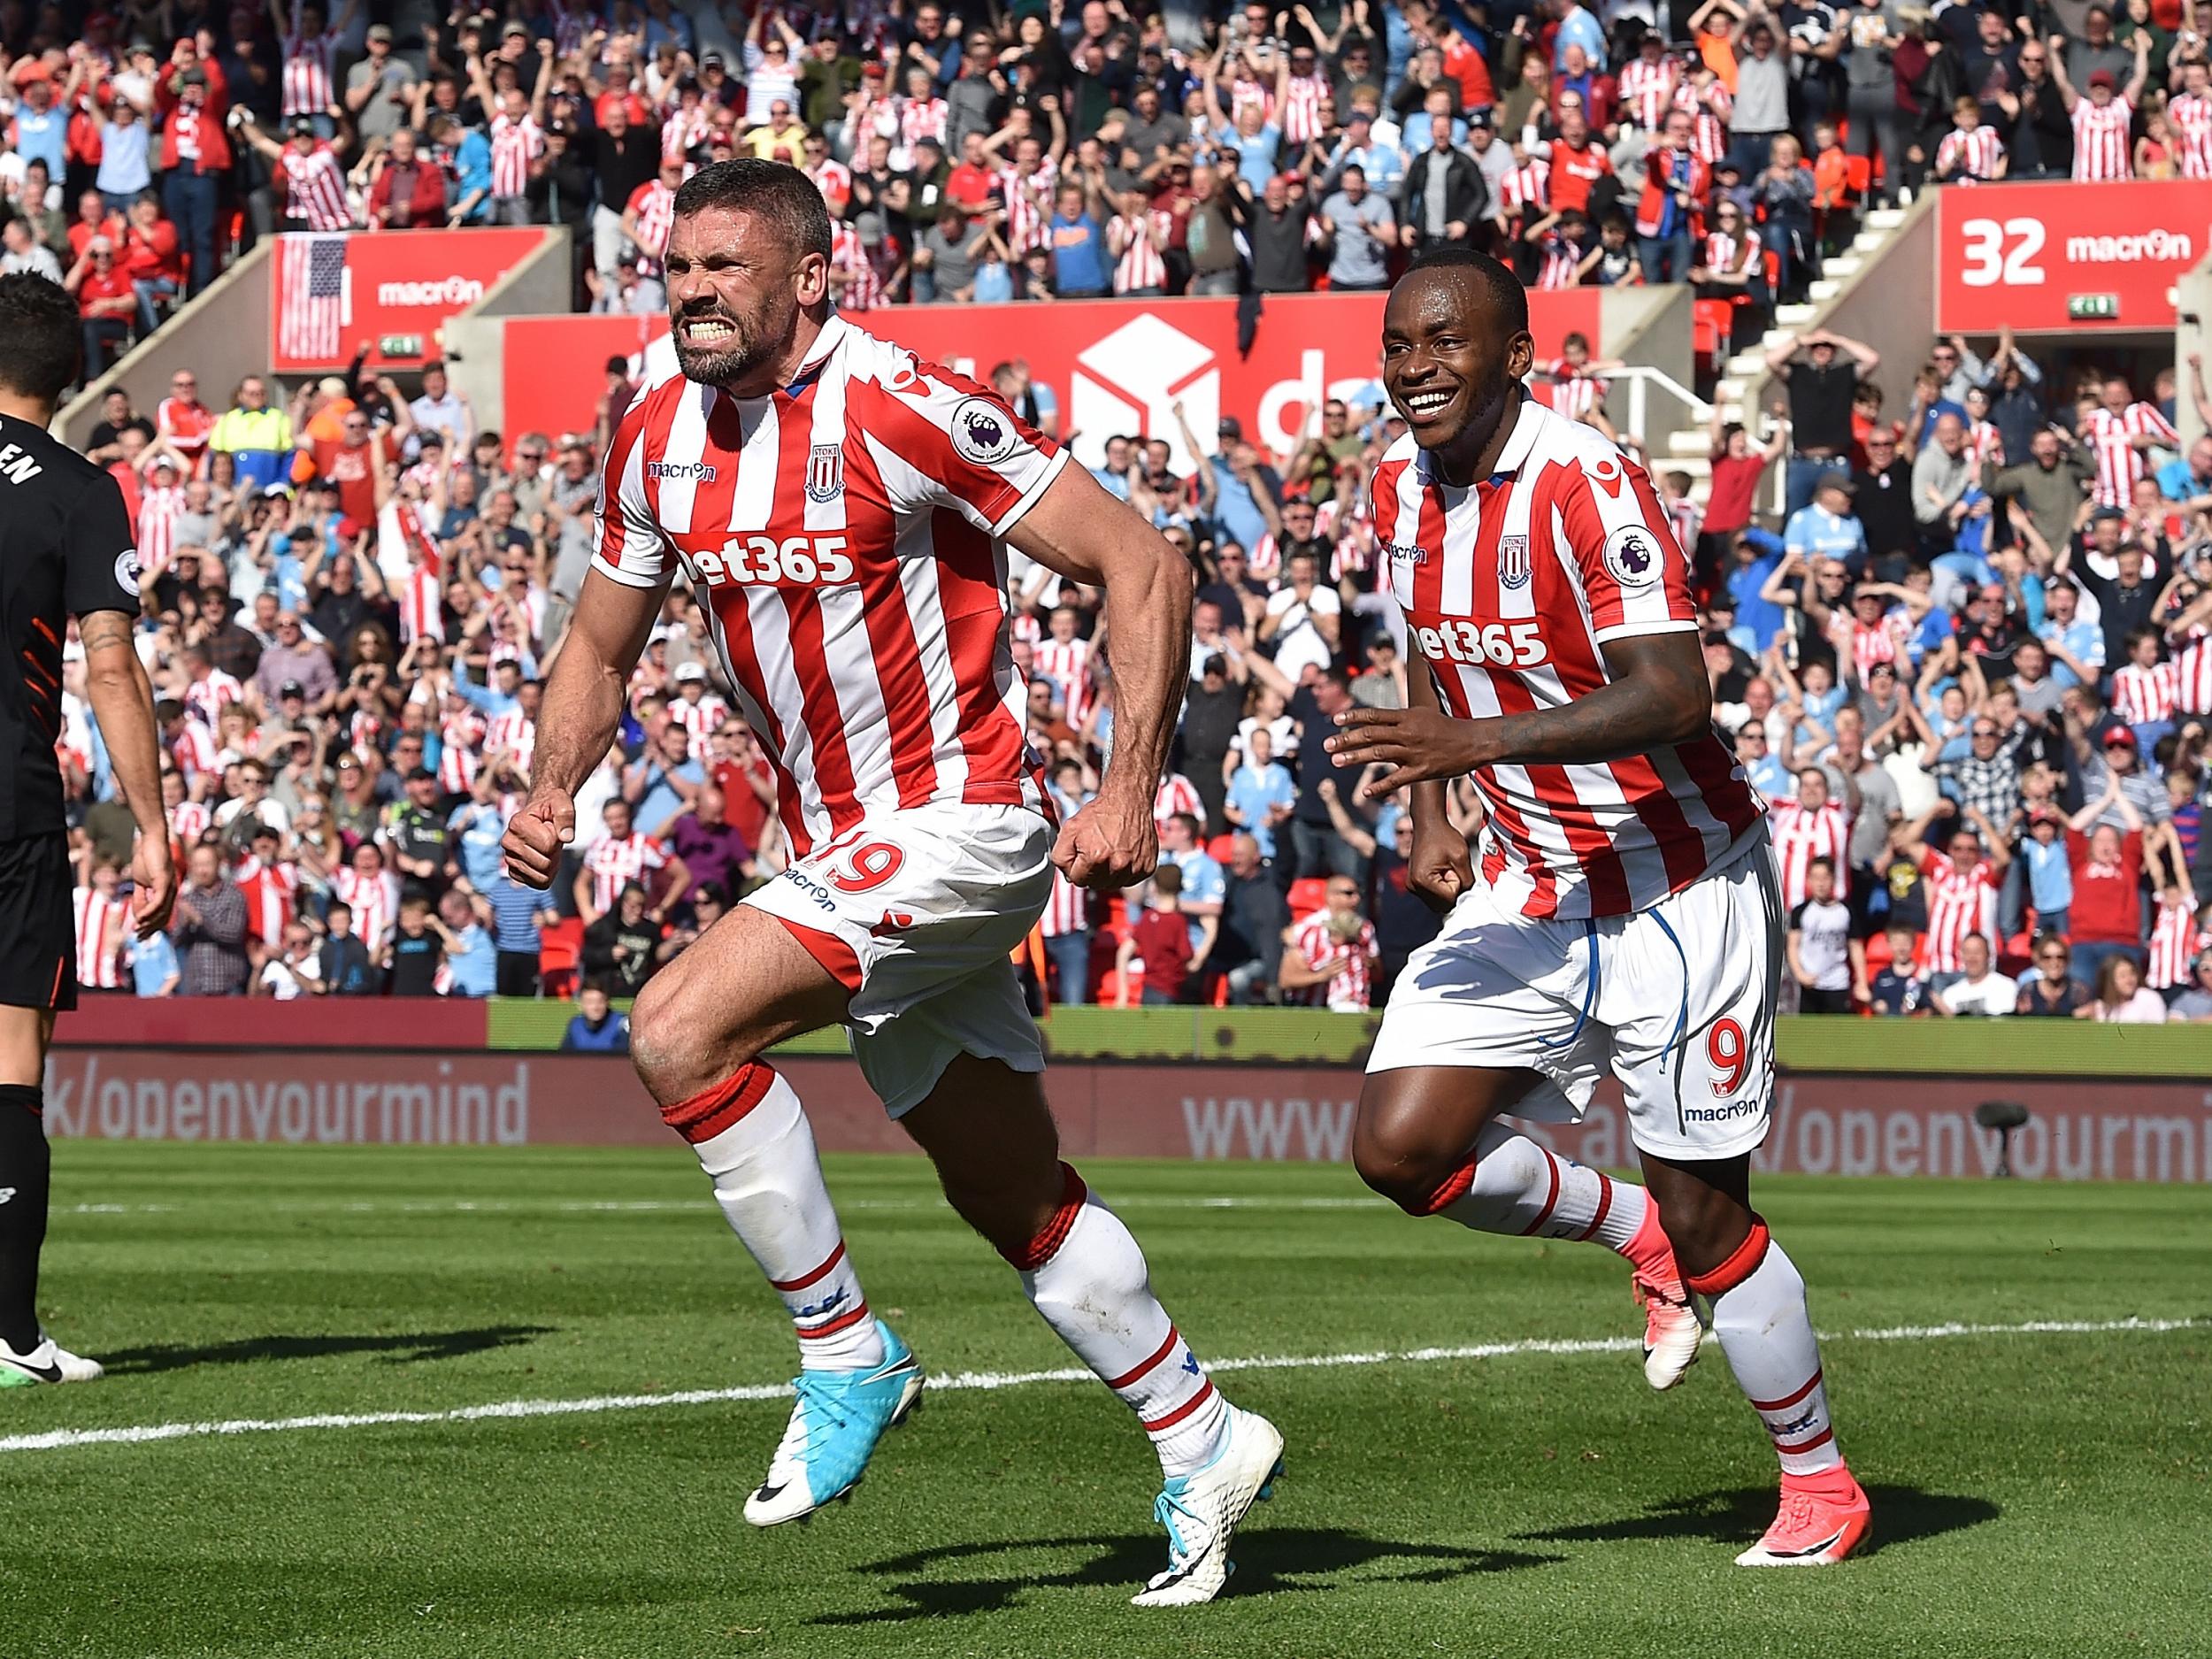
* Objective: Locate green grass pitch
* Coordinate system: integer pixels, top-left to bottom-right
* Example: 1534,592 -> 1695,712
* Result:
5,1141 -> 2207,1658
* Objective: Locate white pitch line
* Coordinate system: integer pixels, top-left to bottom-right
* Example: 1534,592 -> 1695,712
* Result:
61,1196 -> 1391,1217
0,1316 -> 2195,1458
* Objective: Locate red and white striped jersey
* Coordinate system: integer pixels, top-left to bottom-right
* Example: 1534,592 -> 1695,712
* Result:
2148,893 -> 2205,988
234,854 -> 299,949
486,708 -> 536,776
1839,612 -> 1908,687
2085,399 -> 2177,508
1291,910 -> 1377,1010
1499,157 -> 1550,215
169,797 -> 211,849
2070,96 -> 2133,182
594,322 -> 1064,857
2109,658 -> 2178,725
662,103 -> 712,163
1225,71 -> 1273,124
136,482 -> 185,570
1673,80 -> 1731,163
1532,232 -> 1581,290
280,143 -> 352,231
829,223 -> 887,311
1153,772 -> 1204,833
894,95 -> 947,167
280,6 -> 342,116
168,719 -> 221,784
670,690 -> 731,743
334,866 -> 401,953
1281,73 -> 1331,143
584,829 -> 668,913
489,113 -> 544,196
1541,360 -> 1609,423
1916,849 -> 1998,974
1935,124 -> 2004,181
2175,635 -> 2212,714
1665,494 -> 1703,559
1110,211 -> 1168,293
1371,399 -> 1764,920
183,670 -> 242,731
1701,226 -> 1760,277
2171,90 -> 2212,177
1967,417 -> 2004,472
73,887 -> 130,989
997,161 -> 1057,253
1032,634 -> 1093,725
1769,797 -> 1850,907
1617,55 -> 1681,130
807,156 -> 853,215
439,707 -> 486,794
625,178 -> 678,275
1041,865 -> 1091,936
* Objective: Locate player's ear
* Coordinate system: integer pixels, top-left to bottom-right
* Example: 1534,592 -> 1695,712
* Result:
795,250 -> 829,309
1504,330 -> 1535,382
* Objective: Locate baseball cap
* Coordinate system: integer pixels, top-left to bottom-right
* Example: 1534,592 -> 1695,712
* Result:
2091,504 -> 2129,523
87,234 -> 113,252
2088,68 -> 2117,89
366,22 -> 392,41
2102,725 -> 2137,749
1816,469 -> 1855,495
1218,416 -> 1244,441
674,662 -> 707,683
502,19 -> 530,36
288,116 -> 317,138
280,680 -> 305,699
180,66 -> 208,86
862,59 -> 887,76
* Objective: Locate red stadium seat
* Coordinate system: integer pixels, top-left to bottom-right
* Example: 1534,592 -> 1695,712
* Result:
537,916 -> 583,1000
1205,833 -> 1235,863
1842,154 -> 1872,202
1694,298 -> 1736,370
1287,877 -> 1329,920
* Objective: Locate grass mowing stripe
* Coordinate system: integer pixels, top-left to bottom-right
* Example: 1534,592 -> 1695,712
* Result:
4,1315 -> 2194,1458
59,1196 -> 1395,1217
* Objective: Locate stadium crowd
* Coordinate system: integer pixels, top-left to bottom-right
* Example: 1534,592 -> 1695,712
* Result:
16,0 -> 2212,350
10,0 -> 2212,1020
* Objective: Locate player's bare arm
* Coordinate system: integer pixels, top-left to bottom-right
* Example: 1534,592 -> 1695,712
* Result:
1007,465 -> 1193,889
78,609 -> 175,936
1327,629 -> 1713,797
1392,637 -> 1475,909
501,565 -> 668,887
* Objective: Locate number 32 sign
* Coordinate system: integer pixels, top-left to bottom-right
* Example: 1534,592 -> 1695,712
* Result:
1935,180 -> 2212,334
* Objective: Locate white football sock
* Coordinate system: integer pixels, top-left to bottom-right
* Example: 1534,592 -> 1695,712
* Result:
1007,1164 -> 1229,1479
1431,1121 -> 1653,1255
680,1064 -> 884,1372
1689,1219 -> 1843,1477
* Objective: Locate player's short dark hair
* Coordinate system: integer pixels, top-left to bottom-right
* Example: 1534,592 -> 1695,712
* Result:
0,273 -> 81,404
1399,247 -> 1528,338
673,158 -> 833,262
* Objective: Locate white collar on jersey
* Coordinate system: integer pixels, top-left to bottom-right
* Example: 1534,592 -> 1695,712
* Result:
789,311 -> 853,389
1417,394 -> 1549,488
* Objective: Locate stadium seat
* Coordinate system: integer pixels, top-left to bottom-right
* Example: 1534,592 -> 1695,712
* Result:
1694,298 -> 1736,372
1287,877 -> 1329,920
1205,833 -> 1235,863
1842,155 -> 1872,204
537,917 -> 583,1000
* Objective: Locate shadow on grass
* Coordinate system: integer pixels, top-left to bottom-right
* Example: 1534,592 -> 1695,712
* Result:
1513,1484 -> 1998,1554
99,1325 -> 557,1374
817,1528 -> 1562,1623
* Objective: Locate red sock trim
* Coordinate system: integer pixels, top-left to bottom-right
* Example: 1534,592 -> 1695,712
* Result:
1519,1151 -> 1562,1236
1141,1379 -> 1216,1433
1683,1215 -> 1771,1297
1000,1161 -> 1088,1271
1573,1171 -> 1615,1242
1104,1325 -> 1180,1392
1750,1367 -> 1825,1413
1417,1159 -> 1478,1216
770,1240 -> 847,1294
768,912 -> 864,992
1775,1426 -> 1835,1456
796,1301 -> 872,1340
660,1061 -> 779,1146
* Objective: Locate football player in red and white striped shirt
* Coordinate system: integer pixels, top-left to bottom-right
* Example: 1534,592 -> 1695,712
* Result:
1932,96 -> 2007,183
73,865 -> 132,991
500,159 -> 1275,1594
1770,769 -> 1851,907
2083,375 -> 2178,509
2170,59 -> 2212,177
2054,42 -> 2147,183
1331,250 -> 1868,1568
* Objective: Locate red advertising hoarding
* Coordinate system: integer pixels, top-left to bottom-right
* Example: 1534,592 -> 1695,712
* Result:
269,227 -> 550,373
499,288 -> 1602,472
1935,180 -> 2212,334
41,1049 -> 2212,1183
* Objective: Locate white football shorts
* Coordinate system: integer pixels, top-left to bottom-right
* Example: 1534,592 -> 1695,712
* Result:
1366,829 -> 1783,1162
743,800 -> 1054,1116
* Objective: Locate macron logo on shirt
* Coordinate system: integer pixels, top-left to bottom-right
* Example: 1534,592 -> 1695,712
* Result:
0,442 -> 42,485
